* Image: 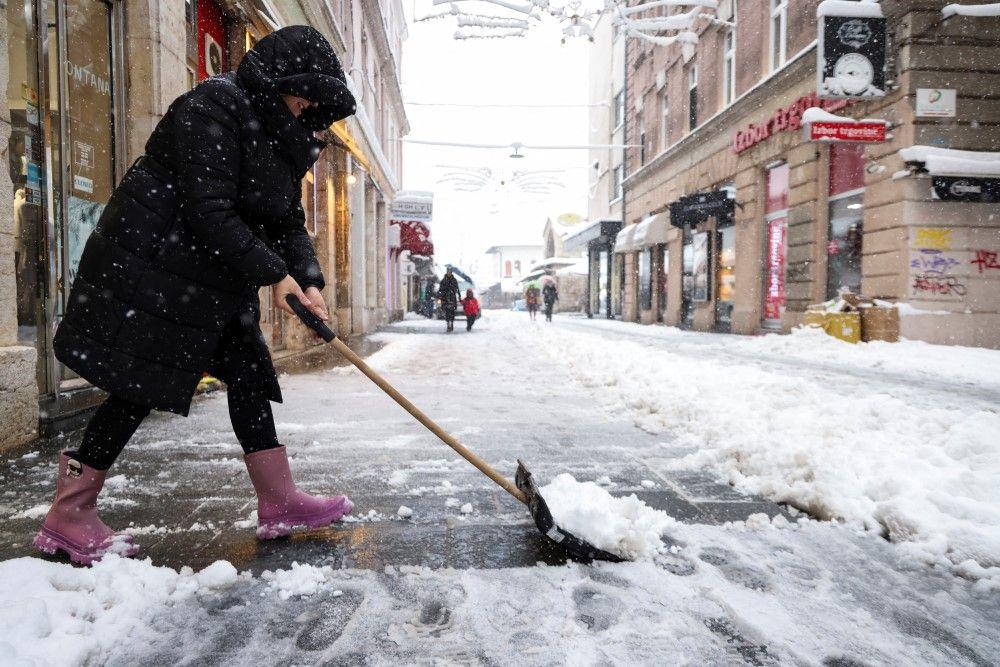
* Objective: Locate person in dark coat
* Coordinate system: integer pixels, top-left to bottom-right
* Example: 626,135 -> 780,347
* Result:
542,280 -> 558,322
437,268 -> 461,332
34,26 -> 358,565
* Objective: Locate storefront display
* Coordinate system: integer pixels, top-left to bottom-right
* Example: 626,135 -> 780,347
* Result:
657,244 -> 668,319
827,144 -> 865,298
638,248 -> 652,311
692,232 -> 710,302
763,163 -> 789,328
716,225 -> 735,331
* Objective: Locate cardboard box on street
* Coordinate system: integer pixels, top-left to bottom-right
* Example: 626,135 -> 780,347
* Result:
803,310 -> 861,344
861,306 -> 900,343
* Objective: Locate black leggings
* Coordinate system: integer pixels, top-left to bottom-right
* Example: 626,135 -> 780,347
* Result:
77,383 -> 280,470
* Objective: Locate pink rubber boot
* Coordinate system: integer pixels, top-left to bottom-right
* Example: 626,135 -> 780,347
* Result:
33,452 -> 139,565
244,445 -> 353,539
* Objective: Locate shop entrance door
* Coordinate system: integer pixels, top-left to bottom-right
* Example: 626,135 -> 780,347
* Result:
8,0 -> 123,397
715,224 -> 735,332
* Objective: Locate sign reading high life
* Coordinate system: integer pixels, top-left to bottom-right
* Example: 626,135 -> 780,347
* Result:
808,120 -> 886,143
817,0 -> 887,100
390,191 -> 433,222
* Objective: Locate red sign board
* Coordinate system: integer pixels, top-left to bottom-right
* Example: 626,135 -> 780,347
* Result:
392,220 -> 434,257
733,93 -> 852,154
764,217 -> 787,322
808,121 -> 886,143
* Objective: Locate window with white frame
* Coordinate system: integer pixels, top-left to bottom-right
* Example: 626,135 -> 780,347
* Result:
770,0 -> 788,71
612,164 -> 624,201
613,89 -> 625,130
722,8 -> 736,106
638,112 -> 647,165
688,65 -> 698,131
659,89 -> 669,151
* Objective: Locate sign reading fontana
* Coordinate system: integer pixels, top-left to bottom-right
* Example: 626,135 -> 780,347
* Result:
808,120 -> 886,143
732,93 -> 850,154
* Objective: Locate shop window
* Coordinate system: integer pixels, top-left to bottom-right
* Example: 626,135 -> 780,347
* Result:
763,162 -> 789,328
681,228 -> 695,327
716,225 -> 735,331
770,0 -> 788,71
688,65 -> 698,131
638,249 -> 653,311
827,144 -> 866,298
658,244 -> 669,318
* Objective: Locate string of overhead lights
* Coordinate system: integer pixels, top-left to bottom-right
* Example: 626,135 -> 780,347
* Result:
415,0 -> 722,46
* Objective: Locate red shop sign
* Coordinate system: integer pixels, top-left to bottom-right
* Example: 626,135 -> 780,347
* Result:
808,121 -> 886,143
733,93 -> 851,154
764,217 -> 787,321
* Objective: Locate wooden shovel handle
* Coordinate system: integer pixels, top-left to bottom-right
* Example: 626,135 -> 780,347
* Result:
329,337 -> 528,505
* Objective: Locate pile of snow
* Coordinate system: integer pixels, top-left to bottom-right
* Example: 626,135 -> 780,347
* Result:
0,556 -> 244,665
533,319 -> 1000,580
540,473 -> 675,560
262,562 -> 332,600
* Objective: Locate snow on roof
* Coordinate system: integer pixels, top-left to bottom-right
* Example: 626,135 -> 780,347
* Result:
942,2 -> 1000,18
556,259 -> 589,276
801,107 -> 889,125
817,0 -> 884,18
898,145 -> 1000,177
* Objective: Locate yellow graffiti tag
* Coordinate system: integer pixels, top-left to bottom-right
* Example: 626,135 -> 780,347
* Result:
914,227 -> 953,250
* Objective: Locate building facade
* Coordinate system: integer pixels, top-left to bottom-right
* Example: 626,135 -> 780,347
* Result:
0,0 -> 408,450
618,0 -> 1000,347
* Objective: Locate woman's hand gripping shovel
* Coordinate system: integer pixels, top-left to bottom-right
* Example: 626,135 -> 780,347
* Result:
285,295 -> 623,562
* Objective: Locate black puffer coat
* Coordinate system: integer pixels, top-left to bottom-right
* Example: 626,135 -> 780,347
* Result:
53,26 -> 355,415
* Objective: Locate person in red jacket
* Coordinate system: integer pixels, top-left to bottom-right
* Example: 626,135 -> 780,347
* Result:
461,289 -> 481,331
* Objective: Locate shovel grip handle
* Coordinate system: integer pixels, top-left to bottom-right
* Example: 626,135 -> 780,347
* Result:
285,294 -> 336,342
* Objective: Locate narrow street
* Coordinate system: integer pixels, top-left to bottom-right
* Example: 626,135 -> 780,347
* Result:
1,312 -> 997,665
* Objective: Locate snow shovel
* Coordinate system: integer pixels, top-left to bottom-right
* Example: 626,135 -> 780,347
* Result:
285,295 -> 624,563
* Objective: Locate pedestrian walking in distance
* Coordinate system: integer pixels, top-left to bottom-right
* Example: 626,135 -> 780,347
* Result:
542,280 -> 558,322
438,268 -> 461,332
34,26 -> 357,565
461,288 -> 481,332
525,284 -> 541,322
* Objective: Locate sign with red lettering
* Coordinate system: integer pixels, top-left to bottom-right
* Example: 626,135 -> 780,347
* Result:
732,93 -> 852,154
764,217 -> 787,322
808,121 -> 886,143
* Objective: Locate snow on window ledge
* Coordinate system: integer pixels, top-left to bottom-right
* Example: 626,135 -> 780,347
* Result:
942,2 -> 1000,18
898,145 -> 1000,178
817,0 -> 884,18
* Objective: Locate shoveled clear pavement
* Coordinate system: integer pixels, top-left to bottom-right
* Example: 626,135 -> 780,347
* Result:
1,311 -> 997,665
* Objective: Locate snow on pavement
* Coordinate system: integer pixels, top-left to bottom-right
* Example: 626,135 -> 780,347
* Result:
538,315 -> 1000,584
2,519 -> 998,665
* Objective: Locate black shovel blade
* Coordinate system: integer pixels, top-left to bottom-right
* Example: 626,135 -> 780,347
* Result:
515,460 -> 625,563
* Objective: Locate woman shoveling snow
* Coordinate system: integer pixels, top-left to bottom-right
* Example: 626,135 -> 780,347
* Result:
34,26 -> 357,565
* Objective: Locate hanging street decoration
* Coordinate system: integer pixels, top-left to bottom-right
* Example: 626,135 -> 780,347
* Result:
436,165 -> 568,197
416,0 -> 723,46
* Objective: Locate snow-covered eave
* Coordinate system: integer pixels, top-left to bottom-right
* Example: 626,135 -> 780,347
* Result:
942,2 -> 1000,18
898,145 -> 1000,178
801,107 -> 889,125
817,0 -> 884,18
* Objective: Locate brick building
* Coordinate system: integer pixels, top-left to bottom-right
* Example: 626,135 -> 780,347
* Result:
0,0 -> 407,450
616,0 -> 1000,346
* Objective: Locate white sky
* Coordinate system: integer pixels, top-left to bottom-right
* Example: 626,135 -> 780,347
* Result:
400,1 -> 591,284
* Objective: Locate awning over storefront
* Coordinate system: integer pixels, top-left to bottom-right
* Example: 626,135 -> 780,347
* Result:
669,190 -> 735,228
632,212 -> 671,247
613,224 -> 638,254
563,219 -> 623,253
392,219 -> 434,257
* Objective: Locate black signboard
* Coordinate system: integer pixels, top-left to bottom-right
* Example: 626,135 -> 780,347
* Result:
669,191 -> 734,228
818,13 -> 887,99
932,175 -> 1000,203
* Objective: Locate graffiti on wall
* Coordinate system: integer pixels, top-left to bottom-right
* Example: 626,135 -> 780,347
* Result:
909,227 -> 967,299
970,249 -> 1000,274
